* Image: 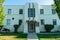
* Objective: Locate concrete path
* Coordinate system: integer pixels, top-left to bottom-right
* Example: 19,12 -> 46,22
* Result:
27,33 -> 38,40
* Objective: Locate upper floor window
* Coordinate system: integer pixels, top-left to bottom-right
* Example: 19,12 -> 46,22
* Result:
40,9 -> 44,14
19,9 -> 23,14
7,19 -> 11,25
52,9 -> 56,14
8,9 -> 12,14
28,8 -> 35,17
53,19 -> 57,25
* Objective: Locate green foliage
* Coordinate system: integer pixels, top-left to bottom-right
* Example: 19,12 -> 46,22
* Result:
0,0 -> 5,25
44,24 -> 54,32
0,25 -> 3,32
0,8 -> 5,25
54,0 -> 60,18
14,25 -> 20,33
52,4 -> 57,9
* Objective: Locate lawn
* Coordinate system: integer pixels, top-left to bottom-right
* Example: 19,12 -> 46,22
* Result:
0,33 -> 27,40
40,38 -> 60,40
37,33 -> 60,40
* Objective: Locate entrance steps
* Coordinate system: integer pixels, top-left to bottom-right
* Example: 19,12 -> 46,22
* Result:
27,33 -> 38,40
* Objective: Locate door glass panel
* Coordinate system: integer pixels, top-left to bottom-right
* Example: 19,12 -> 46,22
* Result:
28,23 -> 35,32
30,24 -> 33,30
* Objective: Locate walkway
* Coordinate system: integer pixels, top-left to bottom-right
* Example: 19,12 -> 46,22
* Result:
27,33 -> 38,40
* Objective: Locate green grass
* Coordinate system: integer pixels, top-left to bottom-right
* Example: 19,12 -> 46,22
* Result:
39,38 -> 60,40
37,34 -> 60,38
0,33 -> 27,40
37,33 -> 60,40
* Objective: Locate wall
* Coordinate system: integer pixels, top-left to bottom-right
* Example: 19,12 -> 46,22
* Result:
3,3 -> 60,33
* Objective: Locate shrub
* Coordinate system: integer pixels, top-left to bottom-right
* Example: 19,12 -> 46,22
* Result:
44,24 -> 54,32
14,25 -> 19,33
2,28 -> 10,32
0,25 -> 3,32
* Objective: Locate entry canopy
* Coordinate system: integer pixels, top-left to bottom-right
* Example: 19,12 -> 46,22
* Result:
26,20 -> 37,23
26,20 -> 39,26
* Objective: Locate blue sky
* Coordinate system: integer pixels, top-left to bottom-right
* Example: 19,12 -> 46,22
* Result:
3,0 -> 54,5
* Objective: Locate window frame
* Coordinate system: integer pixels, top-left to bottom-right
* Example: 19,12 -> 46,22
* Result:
6,19 -> 11,25
52,9 -> 56,14
40,9 -> 44,14
8,9 -> 12,14
53,19 -> 57,25
41,19 -> 44,25
28,8 -> 35,17
19,9 -> 23,14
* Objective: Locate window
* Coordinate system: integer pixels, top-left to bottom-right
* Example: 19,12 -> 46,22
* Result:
53,19 -> 56,25
7,19 -> 11,25
12,18 -> 14,20
8,9 -> 12,14
36,22 -> 39,26
41,19 -> 44,25
52,9 -> 56,14
19,9 -> 23,14
28,8 -> 35,17
40,9 -> 44,14
19,20 -> 22,25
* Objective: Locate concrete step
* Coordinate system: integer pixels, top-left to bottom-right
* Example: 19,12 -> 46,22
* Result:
27,33 -> 38,40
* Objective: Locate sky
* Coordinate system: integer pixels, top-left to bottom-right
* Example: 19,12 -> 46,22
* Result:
3,0 -> 54,5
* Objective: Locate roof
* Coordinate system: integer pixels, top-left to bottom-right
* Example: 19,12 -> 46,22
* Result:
3,0 -> 54,5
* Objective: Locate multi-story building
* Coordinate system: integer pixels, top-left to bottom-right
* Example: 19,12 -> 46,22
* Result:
3,1 -> 60,33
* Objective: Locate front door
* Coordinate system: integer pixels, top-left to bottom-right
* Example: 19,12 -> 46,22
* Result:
28,23 -> 35,32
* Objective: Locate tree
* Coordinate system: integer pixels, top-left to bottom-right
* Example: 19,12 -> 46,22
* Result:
45,24 -> 54,32
14,25 -> 20,33
14,20 -> 22,33
0,0 -> 5,31
0,8 -> 5,25
54,0 -> 60,18
52,4 -> 56,9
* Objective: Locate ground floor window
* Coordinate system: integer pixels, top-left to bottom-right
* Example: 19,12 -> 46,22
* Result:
19,20 -> 22,25
53,19 -> 56,25
41,19 -> 44,25
6,19 -> 11,25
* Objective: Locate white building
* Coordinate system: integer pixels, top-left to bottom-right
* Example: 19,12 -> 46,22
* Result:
2,1 -> 60,33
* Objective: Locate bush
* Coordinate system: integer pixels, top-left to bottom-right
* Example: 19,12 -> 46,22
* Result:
0,25 -> 3,31
2,28 -> 10,32
14,25 -> 20,33
44,24 -> 54,32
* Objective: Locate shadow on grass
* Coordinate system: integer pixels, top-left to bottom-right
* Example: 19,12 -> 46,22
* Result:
37,34 -> 60,38
0,32 -> 27,38
37,34 -> 60,40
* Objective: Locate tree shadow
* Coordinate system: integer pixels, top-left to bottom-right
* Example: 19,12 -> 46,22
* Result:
0,32 -> 27,39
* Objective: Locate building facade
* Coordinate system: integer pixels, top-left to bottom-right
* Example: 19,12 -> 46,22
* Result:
3,3 -> 60,33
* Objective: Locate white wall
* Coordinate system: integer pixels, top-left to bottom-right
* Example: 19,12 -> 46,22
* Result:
3,3 -> 60,33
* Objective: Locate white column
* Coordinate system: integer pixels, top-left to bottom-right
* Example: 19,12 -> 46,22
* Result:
36,26 -> 40,33
40,25 -> 46,32
24,23 -> 28,33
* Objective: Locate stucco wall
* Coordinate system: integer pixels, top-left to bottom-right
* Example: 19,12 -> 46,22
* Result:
3,3 -> 60,33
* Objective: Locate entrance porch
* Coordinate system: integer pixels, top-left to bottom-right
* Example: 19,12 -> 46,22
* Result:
24,20 -> 40,33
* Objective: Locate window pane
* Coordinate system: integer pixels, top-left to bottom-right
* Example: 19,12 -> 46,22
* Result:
40,9 -> 44,14
7,19 -> 10,25
41,19 -> 44,25
8,9 -> 12,14
19,20 -> 22,25
53,19 -> 56,25
28,8 -> 35,17
19,9 -> 23,14
52,9 -> 56,14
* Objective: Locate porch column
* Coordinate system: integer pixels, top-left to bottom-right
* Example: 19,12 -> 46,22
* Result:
36,26 -> 40,33
24,22 -> 28,33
